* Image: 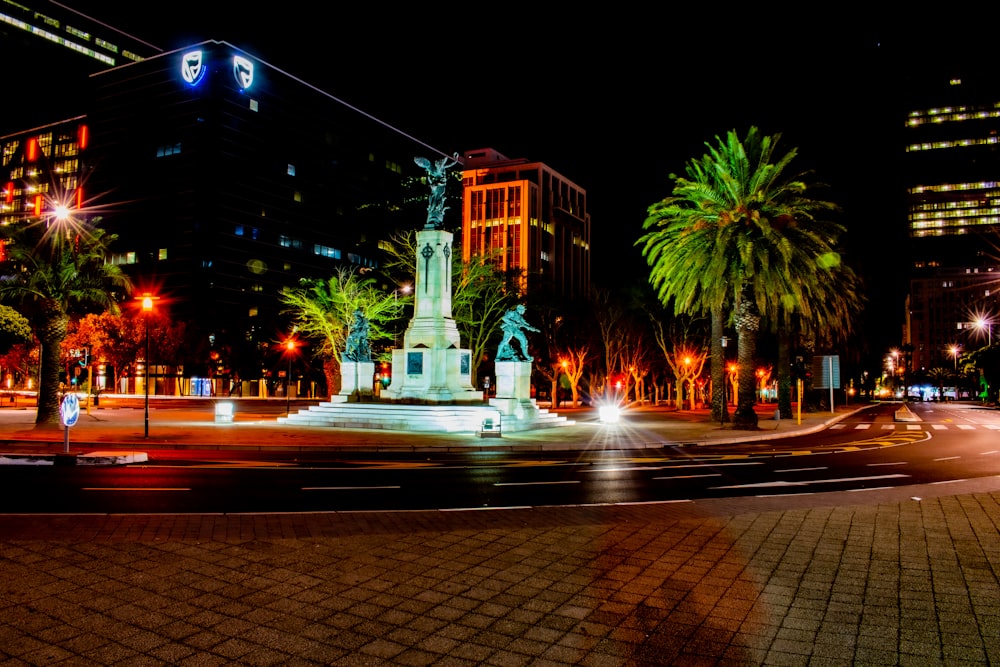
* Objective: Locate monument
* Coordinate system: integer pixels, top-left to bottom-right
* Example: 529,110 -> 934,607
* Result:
280,154 -> 571,432
379,154 -> 482,403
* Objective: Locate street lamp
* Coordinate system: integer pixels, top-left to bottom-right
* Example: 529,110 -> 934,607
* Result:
135,293 -> 158,438
949,345 -> 961,371
974,318 -> 992,347
284,337 -> 297,415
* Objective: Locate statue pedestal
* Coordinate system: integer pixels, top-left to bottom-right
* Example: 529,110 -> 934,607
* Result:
489,361 -> 536,419
380,228 -> 482,403
332,361 -> 375,402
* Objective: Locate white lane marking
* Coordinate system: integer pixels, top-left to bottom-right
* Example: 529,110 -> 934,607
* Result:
651,474 -> 722,480
957,424 -> 975,430
493,480 -> 580,487
932,424 -> 948,430
830,424 -> 846,429
774,467 -> 828,473
302,486 -> 400,491
711,474 -> 909,489
854,424 -> 872,429
907,425 -> 922,430
868,462 -> 907,467
933,456 -> 960,462
881,425 -> 896,430
984,425 -> 1000,430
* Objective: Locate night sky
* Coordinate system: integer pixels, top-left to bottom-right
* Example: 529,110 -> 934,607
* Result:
51,4 -> 1000,354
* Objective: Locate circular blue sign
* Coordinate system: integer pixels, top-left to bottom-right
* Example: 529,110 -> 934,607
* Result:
60,394 -> 80,427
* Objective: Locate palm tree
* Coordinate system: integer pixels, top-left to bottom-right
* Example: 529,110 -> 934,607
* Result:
639,127 -> 857,429
0,223 -> 131,428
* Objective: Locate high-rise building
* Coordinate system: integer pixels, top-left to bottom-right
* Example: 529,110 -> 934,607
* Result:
460,148 -> 590,299
2,37 -> 455,392
903,69 -> 1000,373
0,0 -> 158,133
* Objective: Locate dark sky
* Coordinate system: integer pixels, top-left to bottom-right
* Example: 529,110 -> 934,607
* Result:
54,3 -> 1000,350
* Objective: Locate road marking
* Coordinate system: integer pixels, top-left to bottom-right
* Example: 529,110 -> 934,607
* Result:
302,486 -> 400,491
82,487 -> 190,491
652,473 -> 722,480
854,424 -> 872,429
711,474 -> 909,490
933,456 -> 960,462
932,424 -> 947,430
493,480 -> 580,486
957,424 -> 975,430
881,425 -> 896,430
868,462 -> 907,467
985,425 -> 1000,430
775,467 -> 828,473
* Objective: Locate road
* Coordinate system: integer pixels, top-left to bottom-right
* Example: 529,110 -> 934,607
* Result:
2,402 -> 997,513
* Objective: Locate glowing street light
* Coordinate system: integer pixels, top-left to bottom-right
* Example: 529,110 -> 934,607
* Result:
974,318 -> 992,347
135,292 -> 159,438
949,345 -> 961,371
284,336 -> 298,416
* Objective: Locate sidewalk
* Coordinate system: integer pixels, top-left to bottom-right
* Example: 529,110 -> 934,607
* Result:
1,400 -> 998,665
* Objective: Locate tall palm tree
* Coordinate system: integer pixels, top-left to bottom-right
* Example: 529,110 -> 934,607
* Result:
639,127 -> 856,429
0,223 -> 132,427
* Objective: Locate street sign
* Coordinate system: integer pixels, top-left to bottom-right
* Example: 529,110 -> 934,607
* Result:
60,393 -> 80,427
811,355 -> 841,389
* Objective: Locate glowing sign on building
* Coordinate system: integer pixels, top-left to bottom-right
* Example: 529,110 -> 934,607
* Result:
181,50 -> 205,85
233,56 -> 253,90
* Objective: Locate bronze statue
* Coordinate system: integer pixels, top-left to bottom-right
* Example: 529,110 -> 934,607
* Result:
343,309 -> 371,362
414,153 -> 460,229
496,305 -> 538,362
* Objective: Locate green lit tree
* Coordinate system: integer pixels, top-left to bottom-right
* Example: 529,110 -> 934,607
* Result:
0,304 -> 33,354
640,127 -> 857,429
280,266 -> 407,396
0,223 -> 131,427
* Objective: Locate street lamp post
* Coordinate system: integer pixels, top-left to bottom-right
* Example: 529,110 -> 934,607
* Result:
284,339 -> 296,416
137,293 -> 157,438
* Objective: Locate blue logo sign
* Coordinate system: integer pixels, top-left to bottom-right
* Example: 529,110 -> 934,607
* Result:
181,50 -> 205,85
60,393 -> 80,427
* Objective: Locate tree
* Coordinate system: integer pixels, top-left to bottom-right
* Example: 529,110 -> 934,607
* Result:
640,127 -> 857,429
280,267 -> 406,396
0,223 -> 131,427
0,304 -> 33,355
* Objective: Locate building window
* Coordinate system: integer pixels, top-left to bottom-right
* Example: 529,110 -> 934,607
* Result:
314,244 -> 341,259
235,225 -> 244,236
293,191 -> 302,203
158,248 -> 168,260
155,143 -> 182,157
287,164 -> 296,176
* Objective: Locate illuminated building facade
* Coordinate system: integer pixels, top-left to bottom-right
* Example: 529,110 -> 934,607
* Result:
83,41 -> 445,360
2,35 -> 453,391
461,148 -> 591,299
904,70 -> 1000,372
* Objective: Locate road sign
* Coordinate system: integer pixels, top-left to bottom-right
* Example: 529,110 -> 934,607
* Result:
60,393 -> 80,427
811,355 -> 841,389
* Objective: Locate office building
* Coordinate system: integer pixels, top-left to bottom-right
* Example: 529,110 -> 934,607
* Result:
3,37 -> 455,392
903,68 -> 1000,372
461,148 -> 590,299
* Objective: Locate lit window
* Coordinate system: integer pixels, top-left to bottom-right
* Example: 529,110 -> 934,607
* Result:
287,164 -> 296,176
235,225 -> 244,236
293,191 -> 302,203
158,248 -> 168,260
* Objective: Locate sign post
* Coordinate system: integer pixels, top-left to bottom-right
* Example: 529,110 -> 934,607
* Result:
60,393 -> 80,454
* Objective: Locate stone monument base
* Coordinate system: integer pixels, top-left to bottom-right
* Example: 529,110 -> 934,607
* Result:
330,361 -> 375,402
380,347 -> 482,403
